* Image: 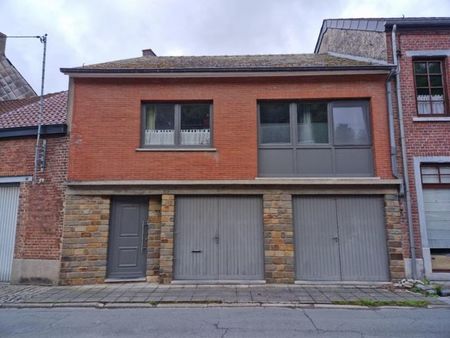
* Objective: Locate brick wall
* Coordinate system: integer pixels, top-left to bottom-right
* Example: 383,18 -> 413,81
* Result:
68,75 -> 393,181
0,136 -> 68,261
386,30 -> 450,258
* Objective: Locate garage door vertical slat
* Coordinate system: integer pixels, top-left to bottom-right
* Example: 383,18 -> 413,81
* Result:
218,197 -> 264,280
337,197 -> 389,281
0,185 -> 20,282
294,197 -> 341,281
174,197 -> 219,280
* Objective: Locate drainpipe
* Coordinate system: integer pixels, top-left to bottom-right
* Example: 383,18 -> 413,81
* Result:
392,24 -> 417,279
386,69 -> 399,178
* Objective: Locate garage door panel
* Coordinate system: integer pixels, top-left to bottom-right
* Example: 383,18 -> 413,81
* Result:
337,197 -> 389,281
294,197 -> 341,281
218,197 -> 264,280
174,197 -> 219,280
424,189 -> 450,249
0,185 -> 20,282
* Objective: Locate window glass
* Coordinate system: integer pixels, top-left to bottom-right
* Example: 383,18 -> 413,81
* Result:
414,62 -> 427,74
180,104 -> 210,145
260,102 -> 290,143
415,61 -> 446,115
428,62 -> 442,73
297,103 -> 328,144
332,106 -> 370,145
144,104 -> 175,145
421,166 -> 440,183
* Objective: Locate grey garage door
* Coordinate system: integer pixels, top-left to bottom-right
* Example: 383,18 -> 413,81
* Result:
294,196 -> 389,282
423,188 -> 450,249
0,185 -> 20,282
174,196 -> 264,281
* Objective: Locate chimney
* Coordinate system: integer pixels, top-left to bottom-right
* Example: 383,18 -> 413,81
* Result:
142,48 -> 157,57
0,32 -> 6,56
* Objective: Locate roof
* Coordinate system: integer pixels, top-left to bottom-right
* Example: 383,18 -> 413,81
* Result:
61,53 -> 392,75
0,91 -> 67,129
0,95 -> 41,115
0,33 -> 37,101
315,17 -> 450,53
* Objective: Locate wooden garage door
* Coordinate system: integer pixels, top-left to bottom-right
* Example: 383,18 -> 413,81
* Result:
294,196 -> 389,282
174,196 -> 264,281
0,185 -> 20,282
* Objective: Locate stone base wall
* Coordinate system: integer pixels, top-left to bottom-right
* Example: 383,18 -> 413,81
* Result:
59,190 -> 405,285
60,195 -> 110,285
263,192 -> 295,283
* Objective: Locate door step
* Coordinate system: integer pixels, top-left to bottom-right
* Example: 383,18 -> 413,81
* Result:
105,277 -> 147,283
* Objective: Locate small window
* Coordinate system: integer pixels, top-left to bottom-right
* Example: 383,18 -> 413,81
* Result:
414,60 -> 446,115
297,103 -> 328,144
259,102 -> 290,144
142,103 -> 211,147
332,105 -> 370,145
421,164 -> 450,185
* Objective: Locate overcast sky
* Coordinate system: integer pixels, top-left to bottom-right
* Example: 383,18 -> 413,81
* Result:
1,0 -> 449,94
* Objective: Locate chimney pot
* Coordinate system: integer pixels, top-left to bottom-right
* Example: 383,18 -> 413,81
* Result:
142,48 -> 157,57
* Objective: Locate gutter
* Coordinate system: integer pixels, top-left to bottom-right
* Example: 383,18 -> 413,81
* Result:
0,124 -> 67,139
392,24 -> 417,278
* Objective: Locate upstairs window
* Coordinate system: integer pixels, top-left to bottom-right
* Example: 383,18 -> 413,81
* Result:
421,164 -> 450,185
414,60 -> 447,115
142,103 -> 211,147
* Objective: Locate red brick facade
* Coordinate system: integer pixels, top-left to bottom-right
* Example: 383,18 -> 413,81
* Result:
68,75 -> 393,181
0,136 -> 68,261
386,30 -> 450,259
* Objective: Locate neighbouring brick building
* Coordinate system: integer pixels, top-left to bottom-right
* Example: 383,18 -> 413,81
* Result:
316,17 -> 450,280
59,52 -> 406,285
0,91 -> 68,284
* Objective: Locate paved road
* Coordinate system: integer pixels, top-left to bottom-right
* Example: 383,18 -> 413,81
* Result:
1,307 -> 450,337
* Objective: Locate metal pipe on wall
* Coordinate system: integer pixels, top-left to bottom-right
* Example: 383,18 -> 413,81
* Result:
392,24 -> 417,279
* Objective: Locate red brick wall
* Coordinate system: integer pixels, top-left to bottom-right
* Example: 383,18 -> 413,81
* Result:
386,30 -> 450,258
0,136 -> 68,260
68,75 -> 393,180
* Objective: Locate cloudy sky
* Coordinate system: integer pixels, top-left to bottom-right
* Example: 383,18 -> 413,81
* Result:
1,0 -> 449,94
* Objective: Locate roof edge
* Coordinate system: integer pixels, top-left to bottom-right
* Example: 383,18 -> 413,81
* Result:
0,124 -> 67,139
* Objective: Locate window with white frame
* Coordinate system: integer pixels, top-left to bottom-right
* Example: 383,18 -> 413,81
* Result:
142,103 -> 211,147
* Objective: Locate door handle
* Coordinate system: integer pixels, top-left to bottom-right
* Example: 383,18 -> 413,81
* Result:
192,250 -> 202,253
141,221 -> 149,253
213,235 -> 219,244
332,236 -> 339,242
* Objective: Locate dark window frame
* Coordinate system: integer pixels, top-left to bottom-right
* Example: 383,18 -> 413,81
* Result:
257,100 -> 373,177
141,101 -> 213,148
421,163 -> 450,188
413,59 -> 448,116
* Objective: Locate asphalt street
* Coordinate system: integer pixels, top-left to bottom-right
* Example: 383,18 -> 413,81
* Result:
1,307 -> 450,337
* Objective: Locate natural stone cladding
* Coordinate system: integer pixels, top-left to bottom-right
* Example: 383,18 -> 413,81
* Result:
263,191 -> 295,283
146,197 -> 161,283
60,195 -> 110,285
159,194 -> 175,284
385,194 -> 405,281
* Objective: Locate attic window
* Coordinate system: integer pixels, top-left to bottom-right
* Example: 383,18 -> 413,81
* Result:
414,60 -> 447,116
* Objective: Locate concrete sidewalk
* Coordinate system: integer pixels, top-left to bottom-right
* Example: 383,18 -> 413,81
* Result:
0,283 -> 447,308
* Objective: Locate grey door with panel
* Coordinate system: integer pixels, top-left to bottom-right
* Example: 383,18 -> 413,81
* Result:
294,196 -> 389,282
174,196 -> 264,280
107,197 -> 148,279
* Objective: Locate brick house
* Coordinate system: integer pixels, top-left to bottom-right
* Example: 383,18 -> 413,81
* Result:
0,91 -> 68,284
315,17 -> 450,280
59,52 -> 406,285
0,32 -> 36,101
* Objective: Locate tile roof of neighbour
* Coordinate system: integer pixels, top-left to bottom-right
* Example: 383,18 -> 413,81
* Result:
315,17 -> 450,52
0,95 -> 41,115
61,53 -> 392,75
0,91 -> 67,129
0,33 -> 37,101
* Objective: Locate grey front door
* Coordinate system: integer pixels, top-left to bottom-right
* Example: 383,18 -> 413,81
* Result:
174,196 -> 264,280
294,196 -> 389,282
107,197 -> 148,279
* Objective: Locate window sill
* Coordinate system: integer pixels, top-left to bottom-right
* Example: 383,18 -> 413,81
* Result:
413,116 -> 450,122
136,147 -> 216,152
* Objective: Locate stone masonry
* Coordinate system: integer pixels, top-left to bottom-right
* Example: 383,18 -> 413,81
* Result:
159,194 -> 175,284
146,197 -> 161,283
263,192 -> 295,283
60,195 -> 110,285
384,194 -> 405,281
